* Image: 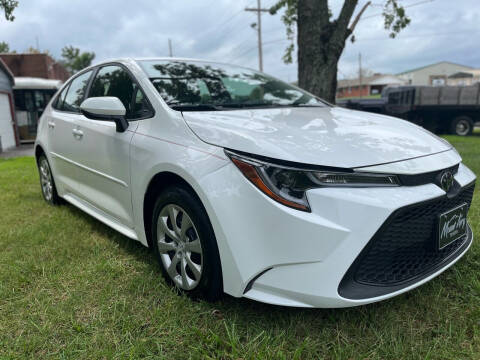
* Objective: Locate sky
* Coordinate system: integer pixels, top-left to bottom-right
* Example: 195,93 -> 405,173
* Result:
1,0 -> 479,81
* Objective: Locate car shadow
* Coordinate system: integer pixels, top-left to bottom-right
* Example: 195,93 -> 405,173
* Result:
61,201 -> 421,324
62,202 -> 154,266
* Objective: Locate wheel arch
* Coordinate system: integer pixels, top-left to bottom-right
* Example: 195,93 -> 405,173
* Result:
34,144 -> 46,164
143,171 -> 209,249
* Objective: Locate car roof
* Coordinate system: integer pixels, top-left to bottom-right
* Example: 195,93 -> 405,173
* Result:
88,57 -> 256,74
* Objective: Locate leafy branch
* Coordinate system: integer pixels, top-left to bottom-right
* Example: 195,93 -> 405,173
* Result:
0,0 -> 18,21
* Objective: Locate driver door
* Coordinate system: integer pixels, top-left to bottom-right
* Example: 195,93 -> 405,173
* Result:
68,65 -> 152,228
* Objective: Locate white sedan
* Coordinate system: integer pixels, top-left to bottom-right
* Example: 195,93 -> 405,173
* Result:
35,58 -> 476,308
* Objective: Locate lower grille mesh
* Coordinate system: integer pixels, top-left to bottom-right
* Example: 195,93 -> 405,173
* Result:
354,183 -> 475,286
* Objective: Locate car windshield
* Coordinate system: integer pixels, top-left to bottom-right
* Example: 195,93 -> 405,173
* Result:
139,60 -> 326,111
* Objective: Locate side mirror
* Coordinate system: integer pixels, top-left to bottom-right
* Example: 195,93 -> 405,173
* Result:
80,97 -> 129,133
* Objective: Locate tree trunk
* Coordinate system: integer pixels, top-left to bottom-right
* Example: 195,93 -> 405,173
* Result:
298,45 -> 339,104
297,0 -> 357,103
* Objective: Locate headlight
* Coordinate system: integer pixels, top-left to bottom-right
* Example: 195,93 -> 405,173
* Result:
225,150 -> 400,212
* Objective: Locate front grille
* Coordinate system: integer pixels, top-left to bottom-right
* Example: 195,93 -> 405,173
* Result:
339,182 -> 475,299
397,163 -> 459,186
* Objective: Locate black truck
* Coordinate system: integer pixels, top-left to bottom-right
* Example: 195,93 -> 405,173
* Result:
337,85 -> 480,136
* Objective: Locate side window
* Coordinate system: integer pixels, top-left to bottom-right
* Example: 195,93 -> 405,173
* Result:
62,70 -> 93,113
89,65 -> 152,120
52,85 -> 69,110
131,84 -> 154,119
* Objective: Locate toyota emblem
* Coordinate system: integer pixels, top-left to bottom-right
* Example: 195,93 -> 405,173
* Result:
440,171 -> 454,192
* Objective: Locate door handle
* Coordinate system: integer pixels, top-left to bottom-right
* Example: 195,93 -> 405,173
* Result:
48,121 -> 55,128
72,129 -> 84,138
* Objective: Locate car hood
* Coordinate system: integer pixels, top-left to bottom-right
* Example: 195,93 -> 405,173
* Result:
182,106 -> 451,168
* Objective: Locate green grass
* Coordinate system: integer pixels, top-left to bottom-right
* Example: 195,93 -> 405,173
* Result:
0,136 -> 479,359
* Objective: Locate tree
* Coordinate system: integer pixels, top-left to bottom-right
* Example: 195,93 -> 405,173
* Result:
23,46 -> 54,57
26,46 -> 41,54
0,41 -> 12,53
270,0 -> 410,103
61,45 -> 95,74
0,0 -> 18,21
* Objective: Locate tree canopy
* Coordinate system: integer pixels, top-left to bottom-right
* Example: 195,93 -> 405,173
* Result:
269,0 -> 412,102
271,0 -> 410,64
0,0 -> 18,21
61,46 -> 96,74
0,41 -> 12,53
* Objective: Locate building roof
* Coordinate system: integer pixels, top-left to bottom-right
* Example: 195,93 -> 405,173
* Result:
396,61 -> 475,75
0,53 -> 70,81
337,74 -> 404,89
448,69 -> 480,79
13,77 -> 62,89
448,72 -> 474,79
0,58 -> 14,86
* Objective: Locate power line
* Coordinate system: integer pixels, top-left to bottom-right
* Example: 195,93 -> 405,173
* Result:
355,29 -> 480,41
231,0 -> 441,65
231,37 -> 289,61
196,1 -> 256,42
228,35 -> 257,57
262,26 -> 287,35
361,0 -> 436,20
217,13 -> 255,41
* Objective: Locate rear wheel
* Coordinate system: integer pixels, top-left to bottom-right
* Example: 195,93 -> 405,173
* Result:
152,186 -> 222,301
450,116 -> 473,136
37,154 -> 62,205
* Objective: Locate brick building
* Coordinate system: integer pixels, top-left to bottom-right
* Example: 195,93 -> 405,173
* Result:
0,53 -> 70,81
0,53 -> 67,145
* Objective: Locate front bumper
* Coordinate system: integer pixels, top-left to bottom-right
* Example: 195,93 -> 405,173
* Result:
199,155 -> 476,308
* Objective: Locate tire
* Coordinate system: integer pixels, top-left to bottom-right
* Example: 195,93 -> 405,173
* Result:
37,154 -> 62,205
152,186 -> 222,301
450,116 -> 473,136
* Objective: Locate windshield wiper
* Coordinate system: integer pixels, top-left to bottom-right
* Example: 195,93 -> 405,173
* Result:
168,103 -> 222,111
167,101 -> 325,111
289,103 -> 325,107
216,103 -> 271,109
168,102 -> 268,111
220,102 -> 325,109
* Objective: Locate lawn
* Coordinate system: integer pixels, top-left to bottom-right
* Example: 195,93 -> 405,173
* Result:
0,136 -> 479,359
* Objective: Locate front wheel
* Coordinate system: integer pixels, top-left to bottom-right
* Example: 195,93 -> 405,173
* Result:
450,116 -> 473,136
152,186 -> 222,301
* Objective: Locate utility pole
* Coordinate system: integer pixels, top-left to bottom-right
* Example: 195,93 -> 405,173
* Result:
168,38 -> 173,57
245,0 -> 269,72
358,53 -> 363,99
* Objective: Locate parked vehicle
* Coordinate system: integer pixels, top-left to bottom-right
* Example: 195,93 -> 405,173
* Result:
13,77 -> 61,143
35,58 -> 476,308
338,85 -> 480,136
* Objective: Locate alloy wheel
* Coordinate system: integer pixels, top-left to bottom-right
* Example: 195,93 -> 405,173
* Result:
156,204 -> 203,290
39,159 -> 53,201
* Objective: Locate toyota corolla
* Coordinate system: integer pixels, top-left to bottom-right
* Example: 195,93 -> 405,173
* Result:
35,58 -> 476,307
